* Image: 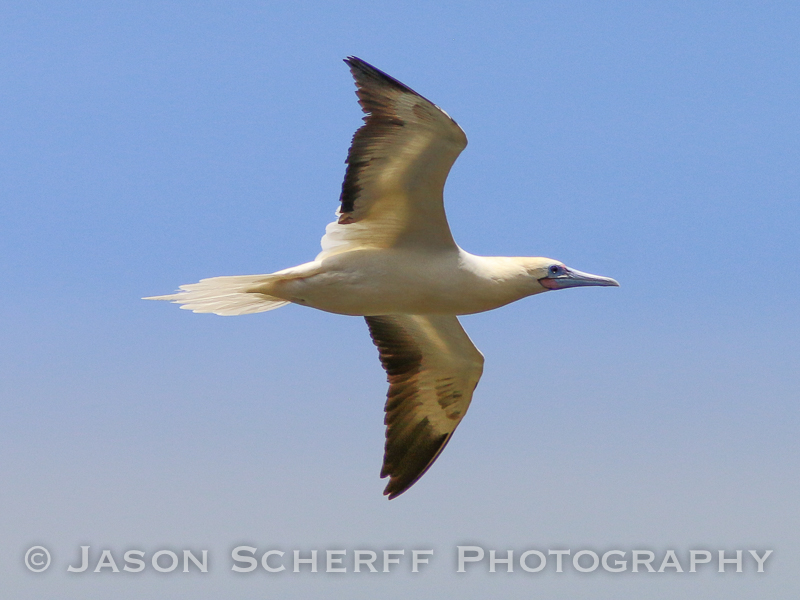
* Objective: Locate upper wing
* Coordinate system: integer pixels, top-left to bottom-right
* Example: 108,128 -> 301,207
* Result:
365,314 -> 484,499
317,57 -> 468,260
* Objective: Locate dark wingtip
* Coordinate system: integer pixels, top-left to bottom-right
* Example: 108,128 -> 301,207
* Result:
383,480 -> 411,500
381,432 -> 452,500
343,56 -> 418,96
344,55 -> 372,72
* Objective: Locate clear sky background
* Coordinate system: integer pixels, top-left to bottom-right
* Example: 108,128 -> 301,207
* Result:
1,1 -> 798,598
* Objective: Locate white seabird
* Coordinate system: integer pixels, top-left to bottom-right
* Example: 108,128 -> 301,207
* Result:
146,57 -> 619,499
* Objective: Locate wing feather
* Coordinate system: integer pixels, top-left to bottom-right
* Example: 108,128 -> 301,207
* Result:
365,314 -> 484,498
318,57 -> 467,260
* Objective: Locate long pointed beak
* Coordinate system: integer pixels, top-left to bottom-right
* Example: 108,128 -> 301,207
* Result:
539,268 -> 620,290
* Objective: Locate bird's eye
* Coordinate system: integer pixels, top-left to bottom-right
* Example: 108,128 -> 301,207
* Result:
549,265 -> 561,275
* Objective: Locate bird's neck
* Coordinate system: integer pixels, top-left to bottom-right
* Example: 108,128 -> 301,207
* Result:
460,253 -> 549,301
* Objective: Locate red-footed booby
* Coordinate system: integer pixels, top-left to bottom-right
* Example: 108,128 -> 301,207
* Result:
146,57 -> 618,499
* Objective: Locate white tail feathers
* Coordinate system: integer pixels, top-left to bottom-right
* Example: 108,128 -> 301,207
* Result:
144,274 -> 289,316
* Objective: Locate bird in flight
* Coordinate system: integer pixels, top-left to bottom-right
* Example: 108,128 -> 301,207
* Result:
146,57 -> 618,499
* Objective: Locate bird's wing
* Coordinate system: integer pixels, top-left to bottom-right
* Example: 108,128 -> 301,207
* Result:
317,57 -> 468,260
365,314 -> 484,499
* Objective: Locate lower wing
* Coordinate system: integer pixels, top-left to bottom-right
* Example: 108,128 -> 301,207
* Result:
365,314 -> 484,498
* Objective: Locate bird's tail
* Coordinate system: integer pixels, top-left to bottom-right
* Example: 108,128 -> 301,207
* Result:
144,274 -> 290,316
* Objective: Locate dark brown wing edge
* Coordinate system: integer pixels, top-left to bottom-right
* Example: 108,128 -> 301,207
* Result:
365,315 -> 457,499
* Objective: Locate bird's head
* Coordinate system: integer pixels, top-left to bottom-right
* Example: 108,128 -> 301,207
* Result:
525,258 -> 619,292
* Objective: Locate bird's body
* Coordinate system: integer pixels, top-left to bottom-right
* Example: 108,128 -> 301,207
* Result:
147,57 -> 618,498
252,250 -> 546,317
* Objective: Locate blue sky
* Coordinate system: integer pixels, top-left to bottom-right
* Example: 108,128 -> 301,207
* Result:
1,1 -> 798,598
